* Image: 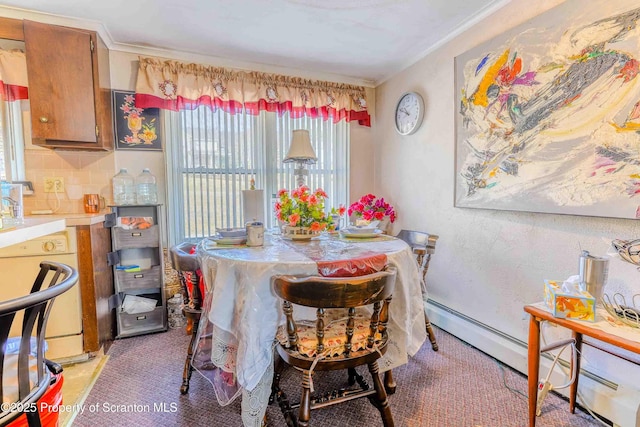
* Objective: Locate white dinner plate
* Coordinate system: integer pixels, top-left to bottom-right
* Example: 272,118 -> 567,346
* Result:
340,229 -> 383,238
344,226 -> 380,234
217,228 -> 247,238
208,235 -> 247,245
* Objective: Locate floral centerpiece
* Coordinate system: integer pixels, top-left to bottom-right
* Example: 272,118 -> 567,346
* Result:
275,185 -> 332,239
348,194 -> 397,231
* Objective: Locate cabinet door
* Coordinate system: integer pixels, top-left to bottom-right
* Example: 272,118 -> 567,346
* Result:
24,20 -> 106,147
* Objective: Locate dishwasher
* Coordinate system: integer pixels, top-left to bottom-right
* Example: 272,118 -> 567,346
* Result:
0,226 -> 84,360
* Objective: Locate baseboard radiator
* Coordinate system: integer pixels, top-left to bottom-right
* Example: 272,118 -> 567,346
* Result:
427,300 -> 640,427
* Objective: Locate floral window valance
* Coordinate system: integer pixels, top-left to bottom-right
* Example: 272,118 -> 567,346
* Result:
0,50 -> 28,101
134,57 -> 370,126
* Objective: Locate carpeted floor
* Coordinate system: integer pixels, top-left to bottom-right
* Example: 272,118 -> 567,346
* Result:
74,326 -> 600,426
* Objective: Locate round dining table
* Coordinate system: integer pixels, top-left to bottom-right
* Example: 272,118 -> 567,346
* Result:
193,230 -> 427,427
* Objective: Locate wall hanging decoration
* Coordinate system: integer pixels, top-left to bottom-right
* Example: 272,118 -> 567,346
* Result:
112,90 -> 162,151
455,1 -> 640,219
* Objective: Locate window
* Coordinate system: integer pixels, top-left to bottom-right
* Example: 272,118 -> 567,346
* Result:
0,99 -> 26,182
165,107 -> 349,244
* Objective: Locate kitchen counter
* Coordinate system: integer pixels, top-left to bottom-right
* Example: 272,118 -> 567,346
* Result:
31,213 -> 108,227
0,217 -> 66,249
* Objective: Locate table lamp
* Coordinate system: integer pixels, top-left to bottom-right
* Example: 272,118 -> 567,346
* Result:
283,130 -> 317,187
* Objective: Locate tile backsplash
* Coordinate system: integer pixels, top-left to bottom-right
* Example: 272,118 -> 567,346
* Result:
24,149 -> 115,214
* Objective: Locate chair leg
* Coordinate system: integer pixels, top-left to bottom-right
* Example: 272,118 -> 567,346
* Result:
180,315 -> 199,394
425,312 -> 439,351
383,370 -> 396,395
298,370 -> 312,427
26,410 -> 42,427
271,354 -> 298,427
368,361 -> 394,427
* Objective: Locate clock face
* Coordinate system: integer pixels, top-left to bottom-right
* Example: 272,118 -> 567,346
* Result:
395,92 -> 424,135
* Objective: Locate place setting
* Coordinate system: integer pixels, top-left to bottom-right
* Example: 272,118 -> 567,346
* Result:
206,228 -> 248,247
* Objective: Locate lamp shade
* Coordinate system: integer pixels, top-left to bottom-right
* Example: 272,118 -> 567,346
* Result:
283,130 -> 317,164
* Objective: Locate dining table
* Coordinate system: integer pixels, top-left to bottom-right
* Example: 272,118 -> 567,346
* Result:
192,229 -> 427,427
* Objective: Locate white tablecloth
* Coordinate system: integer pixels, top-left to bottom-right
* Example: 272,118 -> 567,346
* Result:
193,232 -> 426,426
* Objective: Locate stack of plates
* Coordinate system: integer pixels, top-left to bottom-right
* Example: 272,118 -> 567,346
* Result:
339,227 -> 383,238
210,228 -> 247,245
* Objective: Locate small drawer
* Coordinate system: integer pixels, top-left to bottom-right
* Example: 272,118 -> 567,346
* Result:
117,306 -> 166,337
115,265 -> 162,291
113,225 -> 160,249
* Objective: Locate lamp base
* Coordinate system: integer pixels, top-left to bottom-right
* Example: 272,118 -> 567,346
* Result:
294,164 -> 309,187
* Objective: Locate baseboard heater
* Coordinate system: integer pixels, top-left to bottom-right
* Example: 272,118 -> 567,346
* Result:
426,299 -> 640,427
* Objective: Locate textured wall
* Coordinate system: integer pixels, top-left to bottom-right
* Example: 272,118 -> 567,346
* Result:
374,0 -> 640,391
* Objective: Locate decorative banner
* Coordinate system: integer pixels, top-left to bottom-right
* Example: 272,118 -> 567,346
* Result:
455,1 -> 640,219
112,90 -> 162,151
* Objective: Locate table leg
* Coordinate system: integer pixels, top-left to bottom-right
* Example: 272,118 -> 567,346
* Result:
569,332 -> 582,414
528,315 -> 541,427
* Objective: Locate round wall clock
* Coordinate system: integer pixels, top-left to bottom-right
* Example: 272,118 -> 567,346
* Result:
394,91 -> 425,136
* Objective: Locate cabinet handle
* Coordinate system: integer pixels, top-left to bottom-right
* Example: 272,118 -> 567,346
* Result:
134,274 -> 143,279
39,116 -> 49,123
131,232 -> 142,237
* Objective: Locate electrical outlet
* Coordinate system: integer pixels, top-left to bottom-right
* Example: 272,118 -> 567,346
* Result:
44,177 -> 65,193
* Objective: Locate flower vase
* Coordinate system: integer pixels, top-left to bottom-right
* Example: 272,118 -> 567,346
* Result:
378,216 -> 391,234
282,225 -> 319,241
330,214 -> 342,231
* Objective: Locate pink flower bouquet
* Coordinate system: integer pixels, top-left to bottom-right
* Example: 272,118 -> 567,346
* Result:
348,194 -> 397,223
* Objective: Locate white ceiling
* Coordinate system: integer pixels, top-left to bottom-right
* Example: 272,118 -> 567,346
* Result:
1,0 -> 509,85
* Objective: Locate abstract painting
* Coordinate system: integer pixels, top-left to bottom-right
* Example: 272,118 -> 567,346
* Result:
455,0 -> 640,219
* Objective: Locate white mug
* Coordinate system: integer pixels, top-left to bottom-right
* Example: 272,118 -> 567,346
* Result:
246,221 -> 264,247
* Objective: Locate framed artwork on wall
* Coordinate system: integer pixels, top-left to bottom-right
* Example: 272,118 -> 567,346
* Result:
454,0 -> 640,219
112,90 -> 162,151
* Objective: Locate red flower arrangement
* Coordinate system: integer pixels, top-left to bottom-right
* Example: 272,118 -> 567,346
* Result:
348,194 -> 397,223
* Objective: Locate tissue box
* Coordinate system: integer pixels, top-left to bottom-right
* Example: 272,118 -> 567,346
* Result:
544,280 -> 595,321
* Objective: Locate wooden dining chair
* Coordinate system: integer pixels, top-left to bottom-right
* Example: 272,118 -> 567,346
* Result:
395,229 -> 439,351
0,261 -> 78,427
169,242 -> 203,394
270,266 -> 397,427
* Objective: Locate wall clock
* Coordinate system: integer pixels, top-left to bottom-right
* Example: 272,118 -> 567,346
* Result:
394,91 -> 425,135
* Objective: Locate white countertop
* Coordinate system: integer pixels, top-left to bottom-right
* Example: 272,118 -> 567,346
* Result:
0,217 -> 66,249
26,213 -> 107,227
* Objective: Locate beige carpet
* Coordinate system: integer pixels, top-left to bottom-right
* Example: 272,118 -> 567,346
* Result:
70,326 -> 602,426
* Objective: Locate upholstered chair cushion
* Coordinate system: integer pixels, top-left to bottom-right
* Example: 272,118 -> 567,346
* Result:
276,310 -> 382,358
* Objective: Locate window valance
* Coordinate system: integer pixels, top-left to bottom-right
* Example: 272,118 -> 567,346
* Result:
0,50 -> 28,101
134,57 -> 370,126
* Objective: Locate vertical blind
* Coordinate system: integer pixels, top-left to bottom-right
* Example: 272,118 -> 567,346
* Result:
165,106 -> 349,245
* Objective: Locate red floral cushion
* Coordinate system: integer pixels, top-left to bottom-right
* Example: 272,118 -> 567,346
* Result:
316,253 -> 387,277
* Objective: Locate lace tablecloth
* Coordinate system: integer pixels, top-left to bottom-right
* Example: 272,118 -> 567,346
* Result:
193,232 -> 426,426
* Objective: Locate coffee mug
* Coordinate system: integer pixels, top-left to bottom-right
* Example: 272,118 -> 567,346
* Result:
84,194 -> 106,213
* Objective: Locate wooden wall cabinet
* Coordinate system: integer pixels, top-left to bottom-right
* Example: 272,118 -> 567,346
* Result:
23,20 -> 113,151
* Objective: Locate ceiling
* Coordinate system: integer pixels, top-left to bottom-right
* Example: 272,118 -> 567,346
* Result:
1,0 -> 508,85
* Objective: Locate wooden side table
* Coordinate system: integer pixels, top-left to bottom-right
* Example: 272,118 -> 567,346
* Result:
524,303 -> 640,427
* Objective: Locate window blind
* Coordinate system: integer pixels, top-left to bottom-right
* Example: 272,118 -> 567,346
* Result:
165,107 -> 349,245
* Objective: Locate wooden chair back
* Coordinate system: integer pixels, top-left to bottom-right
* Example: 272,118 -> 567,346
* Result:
396,229 -> 440,351
272,267 -> 396,361
271,267 -> 398,426
395,229 -> 438,282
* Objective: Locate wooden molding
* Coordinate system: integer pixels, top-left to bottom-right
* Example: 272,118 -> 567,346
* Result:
0,17 -> 24,41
